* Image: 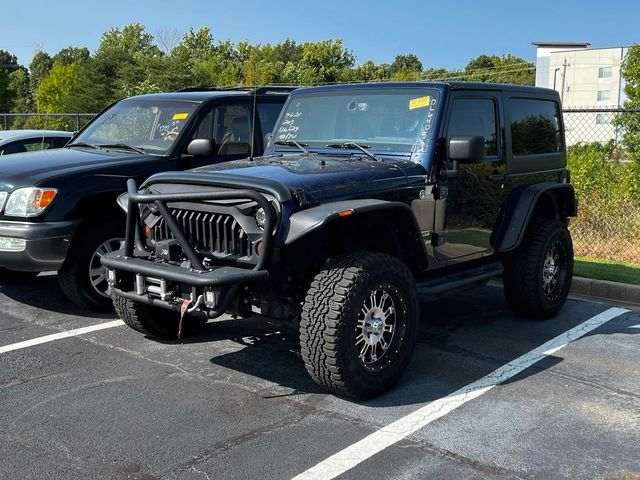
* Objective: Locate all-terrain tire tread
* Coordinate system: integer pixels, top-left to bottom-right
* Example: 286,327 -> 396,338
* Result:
503,218 -> 573,319
299,251 -> 417,398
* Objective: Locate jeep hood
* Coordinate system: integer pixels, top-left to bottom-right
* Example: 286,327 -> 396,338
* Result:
173,155 -> 426,203
0,147 -> 158,191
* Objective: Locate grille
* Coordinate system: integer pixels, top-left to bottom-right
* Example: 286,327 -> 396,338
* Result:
152,209 -> 251,258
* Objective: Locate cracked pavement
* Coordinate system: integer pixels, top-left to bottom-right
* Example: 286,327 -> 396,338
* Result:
1,273 -> 639,479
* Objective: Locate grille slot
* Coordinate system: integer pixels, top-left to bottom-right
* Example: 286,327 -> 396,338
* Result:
152,209 -> 251,258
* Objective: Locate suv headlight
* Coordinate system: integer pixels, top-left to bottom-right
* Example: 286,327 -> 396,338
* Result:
4,187 -> 58,217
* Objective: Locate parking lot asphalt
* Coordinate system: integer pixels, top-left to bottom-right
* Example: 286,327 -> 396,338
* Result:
1,273 -> 639,480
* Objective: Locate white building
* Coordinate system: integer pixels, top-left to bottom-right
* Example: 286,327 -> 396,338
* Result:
533,41 -> 630,145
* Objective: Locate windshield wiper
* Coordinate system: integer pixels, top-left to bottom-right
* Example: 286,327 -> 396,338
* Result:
273,140 -> 310,155
325,142 -> 382,162
67,142 -> 97,150
98,143 -> 145,154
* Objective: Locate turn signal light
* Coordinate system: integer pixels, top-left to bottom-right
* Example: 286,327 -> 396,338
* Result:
33,189 -> 57,209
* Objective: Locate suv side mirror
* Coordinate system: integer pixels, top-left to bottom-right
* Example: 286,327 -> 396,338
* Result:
187,138 -> 216,157
448,136 -> 484,164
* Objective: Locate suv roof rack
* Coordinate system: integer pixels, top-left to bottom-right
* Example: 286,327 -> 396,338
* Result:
176,86 -> 297,94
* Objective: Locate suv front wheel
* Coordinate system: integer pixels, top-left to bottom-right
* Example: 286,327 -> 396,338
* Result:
300,252 -> 419,399
503,218 -> 573,319
58,219 -> 125,311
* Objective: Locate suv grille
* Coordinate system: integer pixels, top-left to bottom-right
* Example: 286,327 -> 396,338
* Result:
152,209 -> 251,258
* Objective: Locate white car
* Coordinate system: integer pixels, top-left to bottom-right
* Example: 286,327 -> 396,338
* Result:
0,130 -> 73,156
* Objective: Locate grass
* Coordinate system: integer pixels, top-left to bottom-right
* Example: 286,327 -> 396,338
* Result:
574,256 -> 640,285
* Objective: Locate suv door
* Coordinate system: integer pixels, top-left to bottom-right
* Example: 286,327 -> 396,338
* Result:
435,92 -> 506,263
185,101 -> 253,168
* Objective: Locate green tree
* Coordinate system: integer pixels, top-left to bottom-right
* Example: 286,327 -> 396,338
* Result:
0,50 -> 21,112
463,54 -> 535,85
616,44 -> 640,166
29,50 -> 53,98
390,54 -> 423,80
52,46 -> 90,66
35,62 -> 82,129
7,68 -> 32,112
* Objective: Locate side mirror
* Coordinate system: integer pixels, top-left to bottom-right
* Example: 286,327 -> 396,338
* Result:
187,138 -> 216,157
448,136 -> 485,164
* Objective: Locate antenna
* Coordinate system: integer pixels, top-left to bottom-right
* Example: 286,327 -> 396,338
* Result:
250,84 -> 258,161
248,62 -> 260,160
42,113 -> 49,150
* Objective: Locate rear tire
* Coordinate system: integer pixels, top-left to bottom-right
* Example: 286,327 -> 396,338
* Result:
58,219 -> 125,311
0,268 -> 39,284
112,292 -> 206,340
300,252 -> 418,399
503,218 -> 573,319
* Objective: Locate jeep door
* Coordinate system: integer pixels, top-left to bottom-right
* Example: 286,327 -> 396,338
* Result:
434,91 -> 507,263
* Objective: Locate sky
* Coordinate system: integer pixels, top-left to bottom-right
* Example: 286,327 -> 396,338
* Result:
1,0 -> 639,69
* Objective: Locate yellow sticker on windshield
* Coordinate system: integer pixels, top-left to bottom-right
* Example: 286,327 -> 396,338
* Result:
409,96 -> 431,110
172,113 -> 189,120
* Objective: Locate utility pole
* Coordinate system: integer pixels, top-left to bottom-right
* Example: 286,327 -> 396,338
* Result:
560,59 -> 570,104
553,67 -> 561,90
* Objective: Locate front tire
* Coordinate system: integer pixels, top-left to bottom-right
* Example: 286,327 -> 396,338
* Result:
58,219 -> 125,311
503,218 -> 573,319
300,252 -> 418,399
112,292 -> 206,340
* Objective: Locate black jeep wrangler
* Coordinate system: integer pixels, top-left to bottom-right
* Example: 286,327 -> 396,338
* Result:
0,87 -> 291,311
103,82 -> 576,399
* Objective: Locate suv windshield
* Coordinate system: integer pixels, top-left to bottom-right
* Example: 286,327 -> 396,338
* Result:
73,99 -> 199,154
273,88 -> 440,153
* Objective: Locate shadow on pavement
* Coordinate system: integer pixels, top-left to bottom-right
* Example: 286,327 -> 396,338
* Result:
198,285 -> 631,407
0,273 -> 115,319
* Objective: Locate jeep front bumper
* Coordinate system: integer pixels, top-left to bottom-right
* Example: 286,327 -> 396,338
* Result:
101,179 -> 276,318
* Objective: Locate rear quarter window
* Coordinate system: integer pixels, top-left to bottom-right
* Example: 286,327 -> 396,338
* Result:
509,98 -> 562,156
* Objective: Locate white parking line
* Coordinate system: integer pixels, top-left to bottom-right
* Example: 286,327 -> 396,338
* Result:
292,307 -> 630,480
0,320 -> 124,354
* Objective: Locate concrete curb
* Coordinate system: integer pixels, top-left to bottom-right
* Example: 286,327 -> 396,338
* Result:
570,276 -> 640,306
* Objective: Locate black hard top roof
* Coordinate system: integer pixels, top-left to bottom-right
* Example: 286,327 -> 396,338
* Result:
124,86 -> 295,103
293,81 -> 557,96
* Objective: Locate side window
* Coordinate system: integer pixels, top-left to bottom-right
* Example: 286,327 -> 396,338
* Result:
509,99 -> 561,156
1,139 -> 52,154
257,102 -> 285,137
191,104 -> 251,156
50,137 -> 70,148
447,98 -> 498,157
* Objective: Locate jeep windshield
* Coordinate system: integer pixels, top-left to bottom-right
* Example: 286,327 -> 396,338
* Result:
71,99 -> 199,154
273,88 -> 440,154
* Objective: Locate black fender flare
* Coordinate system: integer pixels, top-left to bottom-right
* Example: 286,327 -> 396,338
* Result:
284,199 -> 428,270
498,182 -> 577,253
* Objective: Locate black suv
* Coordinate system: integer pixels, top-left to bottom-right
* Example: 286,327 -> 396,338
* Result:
0,87 -> 292,310
104,82 -> 576,398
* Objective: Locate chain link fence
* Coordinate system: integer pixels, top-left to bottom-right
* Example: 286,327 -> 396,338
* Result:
563,107 -> 640,265
0,113 -> 96,132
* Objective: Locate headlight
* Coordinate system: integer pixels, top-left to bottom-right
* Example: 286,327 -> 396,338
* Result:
4,187 -> 58,217
0,192 -> 7,211
255,207 -> 267,230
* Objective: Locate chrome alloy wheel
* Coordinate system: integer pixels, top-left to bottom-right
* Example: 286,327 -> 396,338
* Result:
355,285 -> 405,370
542,241 -> 566,299
89,238 -> 124,298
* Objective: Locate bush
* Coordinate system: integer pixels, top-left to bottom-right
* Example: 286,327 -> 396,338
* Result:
567,142 -> 640,264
